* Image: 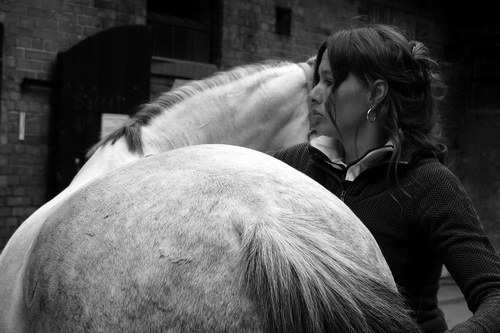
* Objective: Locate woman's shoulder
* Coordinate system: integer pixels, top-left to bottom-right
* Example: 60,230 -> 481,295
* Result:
266,142 -> 314,172
404,144 -> 454,177
266,142 -> 310,160
404,151 -> 467,199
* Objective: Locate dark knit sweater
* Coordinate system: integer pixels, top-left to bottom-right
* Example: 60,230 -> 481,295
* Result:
269,142 -> 500,333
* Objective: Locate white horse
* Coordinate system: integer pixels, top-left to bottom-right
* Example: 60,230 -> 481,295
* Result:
20,144 -> 420,332
0,60 -> 313,332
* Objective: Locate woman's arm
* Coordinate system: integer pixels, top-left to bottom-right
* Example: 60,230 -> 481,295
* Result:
421,164 -> 500,332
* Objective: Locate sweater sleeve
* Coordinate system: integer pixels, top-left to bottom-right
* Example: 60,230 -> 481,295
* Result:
419,162 -> 500,332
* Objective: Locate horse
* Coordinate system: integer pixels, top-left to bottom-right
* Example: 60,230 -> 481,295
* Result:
0,59 -> 314,332
19,144 -> 420,332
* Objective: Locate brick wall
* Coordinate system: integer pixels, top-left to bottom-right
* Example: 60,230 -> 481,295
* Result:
0,0 -> 146,250
220,0 -> 450,68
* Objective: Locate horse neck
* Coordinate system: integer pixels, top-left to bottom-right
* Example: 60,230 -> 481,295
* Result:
141,64 -> 311,156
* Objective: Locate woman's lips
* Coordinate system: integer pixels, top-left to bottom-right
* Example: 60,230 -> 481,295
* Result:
310,110 -> 323,118
309,110 -> 323,126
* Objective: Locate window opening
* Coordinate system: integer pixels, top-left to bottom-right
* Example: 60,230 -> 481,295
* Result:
147,0 -> 214,63
275,7 -> 292,36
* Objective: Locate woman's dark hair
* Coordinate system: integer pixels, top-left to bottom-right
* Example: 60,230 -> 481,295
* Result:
313,23 -> 447,178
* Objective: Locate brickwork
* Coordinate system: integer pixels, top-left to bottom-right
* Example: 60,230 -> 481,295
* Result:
0,0 -> 146,250
1,0 -> 499,252
220,0 -> 449,69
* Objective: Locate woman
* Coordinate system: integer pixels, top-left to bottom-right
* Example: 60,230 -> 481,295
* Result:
269,23 -> 500,332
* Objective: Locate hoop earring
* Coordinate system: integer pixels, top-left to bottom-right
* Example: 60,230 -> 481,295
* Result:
366,108 -> 377,123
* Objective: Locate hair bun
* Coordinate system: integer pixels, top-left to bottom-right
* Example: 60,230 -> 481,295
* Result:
408,40 -> 433,86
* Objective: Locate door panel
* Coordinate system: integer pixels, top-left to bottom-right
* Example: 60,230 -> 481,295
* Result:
54,25 -> 151,195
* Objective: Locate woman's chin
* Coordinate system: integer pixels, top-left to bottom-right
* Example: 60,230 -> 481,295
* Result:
314,124 -> 332,137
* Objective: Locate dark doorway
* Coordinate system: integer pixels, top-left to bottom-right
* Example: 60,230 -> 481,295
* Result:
53,25 -> 151,195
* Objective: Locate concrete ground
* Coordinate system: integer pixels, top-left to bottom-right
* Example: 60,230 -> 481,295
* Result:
438,278 -> 472,329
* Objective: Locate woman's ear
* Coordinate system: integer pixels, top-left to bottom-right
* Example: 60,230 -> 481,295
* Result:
371,79 -> 388,105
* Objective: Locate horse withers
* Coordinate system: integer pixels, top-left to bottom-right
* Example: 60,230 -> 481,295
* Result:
20,145 -> 420,332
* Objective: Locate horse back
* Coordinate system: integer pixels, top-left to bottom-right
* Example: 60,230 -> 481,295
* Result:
23,145 -> 420,332
24,147 -> 264,332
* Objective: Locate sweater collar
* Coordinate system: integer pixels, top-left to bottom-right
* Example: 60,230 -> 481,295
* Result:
309,136 -> 395,181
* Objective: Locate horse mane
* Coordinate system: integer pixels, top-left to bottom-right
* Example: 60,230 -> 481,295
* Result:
241,212 -> 422,333
85,60 -> 296,158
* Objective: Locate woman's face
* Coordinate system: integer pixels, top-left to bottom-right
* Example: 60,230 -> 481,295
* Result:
309,51 -> 372,140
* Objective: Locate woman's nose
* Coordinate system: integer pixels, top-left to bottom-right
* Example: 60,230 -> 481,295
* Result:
309,84 -> 322,104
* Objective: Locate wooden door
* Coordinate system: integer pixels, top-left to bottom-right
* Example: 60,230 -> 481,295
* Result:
54,25 -> 151,195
